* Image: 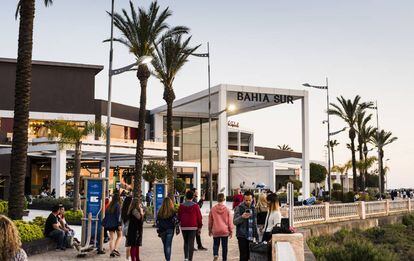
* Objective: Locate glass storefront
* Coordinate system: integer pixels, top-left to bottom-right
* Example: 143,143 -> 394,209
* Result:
163,117 -> 218,197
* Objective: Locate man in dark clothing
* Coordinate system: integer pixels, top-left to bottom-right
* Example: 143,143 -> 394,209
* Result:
178,190 -> 203,261
191,188 -> 207,251
44,205 -> 67,250
233,191 -> 259,261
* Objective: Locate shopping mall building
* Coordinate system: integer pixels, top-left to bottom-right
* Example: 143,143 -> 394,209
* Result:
0,58 -> 310,200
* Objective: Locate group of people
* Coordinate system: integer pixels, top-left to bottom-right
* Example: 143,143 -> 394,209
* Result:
104,187 -> 283,261
390,189 -> 413,200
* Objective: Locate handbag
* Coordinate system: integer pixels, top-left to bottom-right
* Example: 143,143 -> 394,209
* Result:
271,218 -> 292,234
249,241 -> 268,254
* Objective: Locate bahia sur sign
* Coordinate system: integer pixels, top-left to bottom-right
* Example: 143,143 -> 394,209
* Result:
237,92 -> 294,104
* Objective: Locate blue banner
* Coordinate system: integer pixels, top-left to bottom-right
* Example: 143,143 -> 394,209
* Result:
154,183 -> 165,218
85,179 -> 103,246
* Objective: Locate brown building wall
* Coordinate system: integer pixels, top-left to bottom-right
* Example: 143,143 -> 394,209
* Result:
0,58 -> 102,114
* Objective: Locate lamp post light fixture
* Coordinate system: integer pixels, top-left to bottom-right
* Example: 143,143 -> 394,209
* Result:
303,78 -> 332,201
368,101 -> 382,199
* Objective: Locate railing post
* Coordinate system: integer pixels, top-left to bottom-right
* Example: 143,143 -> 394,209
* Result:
359,201 -> 366,220
324,202 -> 330,222
386,199 -> 390,215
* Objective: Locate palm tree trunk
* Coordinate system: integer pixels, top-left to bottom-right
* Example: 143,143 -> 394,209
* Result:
363,143 -> 368,191
380,149 -> 385,194
350,129 -> 358,192
134,65 -> 150,204
8,0 -> 36,220
331,147 -> 335,169
164,87 -> 175,199
73,142 -> 82,210
358,136 -> 364,191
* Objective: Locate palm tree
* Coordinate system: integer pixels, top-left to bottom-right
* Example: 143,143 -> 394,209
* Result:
152,34 -> 199,198
359,123 -> 375,190
328,96 -> 372,192
110,1 -> 185,202
370,129 -> 397,194
8,0 -> 53,220
327,140 -> 340,169
332,163 -> 349,194
277,144 -> 293,151
48,121 -> 105,210
355,111 -> 372,190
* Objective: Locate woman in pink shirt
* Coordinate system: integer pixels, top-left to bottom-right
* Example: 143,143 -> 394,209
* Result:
208,193 -> 233,261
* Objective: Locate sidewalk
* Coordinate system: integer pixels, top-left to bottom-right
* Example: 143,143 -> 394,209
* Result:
29,216 -> 240,260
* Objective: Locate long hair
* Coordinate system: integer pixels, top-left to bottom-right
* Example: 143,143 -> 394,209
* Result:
157,197 -> 175,219
121,196 -> 132,223
256,193 -> 268,209
0,215 -> 22,260
108,194 -> 121,214
267,193 -> 280,212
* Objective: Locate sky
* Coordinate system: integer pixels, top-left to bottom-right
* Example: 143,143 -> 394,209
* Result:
1,0 -> 413,189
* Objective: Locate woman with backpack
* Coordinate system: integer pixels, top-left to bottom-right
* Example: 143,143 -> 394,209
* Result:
127,198 -> 144,261
156,197 -> 179,261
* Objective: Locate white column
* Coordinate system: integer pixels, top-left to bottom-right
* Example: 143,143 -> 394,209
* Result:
194,163 -> 201,196
301,94 -> 310,199
218,87 -> 229,195
271,162 -> 277,192
51,149 -> 67,198
153,113 -> 164,142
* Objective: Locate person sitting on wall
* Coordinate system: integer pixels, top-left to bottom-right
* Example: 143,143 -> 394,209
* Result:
44,205 -> 68,250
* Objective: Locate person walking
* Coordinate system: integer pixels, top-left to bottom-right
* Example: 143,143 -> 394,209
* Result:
255,193 -> 268,241
191,188 -> 207,251
103,194 -> 122,258
262,193 -> 281,242
178,190 -> 203,261
156,197 -> 179,261
208,193 -> 233,261
121,195 -> 132,261
0,215 -> 28,261
233,190 -> 258,261
233,188 -> 244,210
127,198 -> 144,261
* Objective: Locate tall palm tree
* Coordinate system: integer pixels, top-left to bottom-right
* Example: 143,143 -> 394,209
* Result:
359,123 -> 375,190
328,96 -> 372,192
152,34 -> 199,198
327,140 -> 340,169
277,144 -> 293,151
370,129 -> 397,194
110,1 -> 185,202
8,0 -> 53,220
356,111 -> 372,190
48,121 -> 105,210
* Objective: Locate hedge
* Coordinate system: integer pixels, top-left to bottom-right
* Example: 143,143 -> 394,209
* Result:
0,200 -> 8,214
14,220 -> 44,243
29,197 -> 73,210
65,210 -> 83,225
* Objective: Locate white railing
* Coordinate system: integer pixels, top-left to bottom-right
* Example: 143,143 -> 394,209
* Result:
365,201 -> 387,216
329,202 -> 359,219
293,205 -> 325,223
293,199 -> 413,227
389,200 -> 409,212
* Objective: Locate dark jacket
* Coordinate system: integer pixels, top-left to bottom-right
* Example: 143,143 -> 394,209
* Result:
127,209 -> 144,246
233,202 -> 258,240
103,204 -> 121,228
156,213 -> 179,233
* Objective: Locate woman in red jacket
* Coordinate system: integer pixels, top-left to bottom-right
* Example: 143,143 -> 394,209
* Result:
209,193 -> 233,261
178,190 -> 202,261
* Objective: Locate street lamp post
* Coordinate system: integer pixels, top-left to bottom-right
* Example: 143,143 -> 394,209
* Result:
105,0 -> 152,194
191,43 -> 213,208
303,78 -> 332,201
371,101 -> 382,199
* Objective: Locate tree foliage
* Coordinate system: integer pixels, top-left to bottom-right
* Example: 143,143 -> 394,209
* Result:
143,161 -> 168,183
310,163 -> 327,184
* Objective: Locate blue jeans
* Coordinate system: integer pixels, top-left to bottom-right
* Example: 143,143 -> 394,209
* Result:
213,237 -> 228,261
161,229 -> 174,261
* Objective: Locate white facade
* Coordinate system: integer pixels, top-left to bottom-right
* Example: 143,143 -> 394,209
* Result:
151,84 -> 311,197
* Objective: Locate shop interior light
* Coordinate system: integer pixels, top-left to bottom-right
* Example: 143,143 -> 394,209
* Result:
227,104 -> 236,112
